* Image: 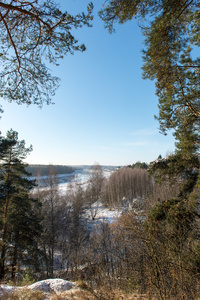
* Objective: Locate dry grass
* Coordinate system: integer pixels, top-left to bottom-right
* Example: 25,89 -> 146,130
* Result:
91,289 -> 151,300
1,285 -> 199,300
1,287 -> 152,300
1,287 -> 46,300
0,280 -> 154,300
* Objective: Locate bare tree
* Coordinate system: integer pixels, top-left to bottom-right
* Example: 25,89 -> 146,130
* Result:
102,167 -> 154,209
85,164 -> 104,220
34,165 -> 59,278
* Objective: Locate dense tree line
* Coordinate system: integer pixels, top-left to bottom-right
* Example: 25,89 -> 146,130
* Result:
26,165 -> 76,177
102,167 -> 153,209
127,161 -> 149,170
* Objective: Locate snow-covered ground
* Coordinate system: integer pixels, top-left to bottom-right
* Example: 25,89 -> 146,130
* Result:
33,167 -> 114,195
33,167 -> 122,226
84,199 -> 121,228
0,278 -> 77,298
58,168 -> 113,195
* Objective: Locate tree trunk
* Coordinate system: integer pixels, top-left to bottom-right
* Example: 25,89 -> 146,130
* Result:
0,195 -> 10,280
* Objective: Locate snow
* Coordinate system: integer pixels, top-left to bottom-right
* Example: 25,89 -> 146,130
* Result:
58,168 -> 113,195
0,279 -> 76,297
33,167 -> 122,227
58,180 -> 89,195
85,200 -> 121,226
33,168 -> 114,196
29,278 -> 75,292
0,284 -> 17,295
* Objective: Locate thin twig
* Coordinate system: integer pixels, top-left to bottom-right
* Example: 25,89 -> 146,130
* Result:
0,11 -> 23,86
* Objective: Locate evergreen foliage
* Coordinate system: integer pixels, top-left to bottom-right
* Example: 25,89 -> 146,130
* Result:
99,2 -> 200,297
100,0 -> 200,195
0,1 -> 93,106
0,130 -> 42,280
128,161 -> 148,169
144,194 -> 200,299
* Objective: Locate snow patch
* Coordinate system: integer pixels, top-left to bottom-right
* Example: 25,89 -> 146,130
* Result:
29,278 -> 75,293
0,279 -> 75,297
0,284 -> 17,296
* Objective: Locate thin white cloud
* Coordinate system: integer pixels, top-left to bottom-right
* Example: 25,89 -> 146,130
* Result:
130,128 -> 158,136
123,141 -> 149,146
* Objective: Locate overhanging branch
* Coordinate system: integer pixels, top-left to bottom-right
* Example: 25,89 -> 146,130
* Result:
0,1 -> 51,29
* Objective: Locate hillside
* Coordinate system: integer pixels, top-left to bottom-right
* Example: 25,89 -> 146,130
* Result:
0,278 -> 151,299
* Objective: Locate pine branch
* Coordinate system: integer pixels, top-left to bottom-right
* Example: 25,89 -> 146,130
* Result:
0,1 -> 51,29
0,11 -> 23,86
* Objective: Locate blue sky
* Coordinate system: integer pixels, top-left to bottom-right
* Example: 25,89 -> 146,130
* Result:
0,0 -> 175,166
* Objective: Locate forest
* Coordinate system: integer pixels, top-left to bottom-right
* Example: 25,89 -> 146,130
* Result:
26,165 -> 76,177
0,0 -> 200,299
0,147 -> 199,299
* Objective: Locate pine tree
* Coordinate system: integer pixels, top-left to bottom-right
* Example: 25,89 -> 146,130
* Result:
100,0 -> 200,194
100,2 -> 200,297
0,1 -> 93,106
0,129 -> 42,280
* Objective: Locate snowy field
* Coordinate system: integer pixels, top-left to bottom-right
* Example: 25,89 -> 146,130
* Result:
84,199 -> 121,228
33,167 -> 115,195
